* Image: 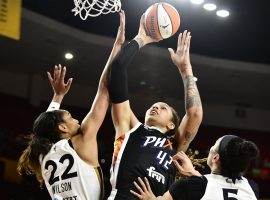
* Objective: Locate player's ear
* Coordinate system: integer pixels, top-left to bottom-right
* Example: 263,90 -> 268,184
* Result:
167,122 -> 175,130
58,123 -> 68,133
212,153 -> 220,163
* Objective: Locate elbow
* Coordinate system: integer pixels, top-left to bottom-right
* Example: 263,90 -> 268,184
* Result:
187,107 -> 203,123
196,107 -> 203,120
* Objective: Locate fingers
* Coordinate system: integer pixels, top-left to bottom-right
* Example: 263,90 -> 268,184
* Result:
130,190 -> 142,199
53,65 -> 57,81
186,35 -> 191,51
168,48 -> 175,57
140,13 -> 145,26
184,32 -> 191,49
173,151 -> 182,160
177,33 -> 182,51
138,177 -> 147,192
177,30 -> 191,52
140,13 -> 147,35
51,64 -> 71,85
66,78 -> 73,90
181,30 -> 188,47
173,159 -> 184,172
56,64 -> 71,86
119,10 -> 125,31
131,177 -> 155,200
172,152 -> 186,171
54,64 -> 62,81
184,32 -> 191,54
144,177 -> 152,192
134,181 -> 144,194
60,66 -> 66,83
173,151 -> 187,161
177,33 -> 183,51
47,72 -> 53,84
115,10 -> 125,45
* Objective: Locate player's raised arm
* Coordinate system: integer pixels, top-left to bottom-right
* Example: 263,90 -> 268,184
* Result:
168,30 -> 203,152
79,10 -> 126,141
109,14 -> 159,139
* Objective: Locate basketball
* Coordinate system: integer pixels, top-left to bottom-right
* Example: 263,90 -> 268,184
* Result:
144,2 -> 180,40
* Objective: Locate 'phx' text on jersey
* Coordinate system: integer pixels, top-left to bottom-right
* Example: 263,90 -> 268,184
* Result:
109,122 -> 176,200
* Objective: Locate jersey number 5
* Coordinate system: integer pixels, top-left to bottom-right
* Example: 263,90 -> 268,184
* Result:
45,154 -> 78,185
223,188 -> 238,200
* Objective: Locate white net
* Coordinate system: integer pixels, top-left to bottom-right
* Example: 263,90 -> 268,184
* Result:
72,0 -> 122,20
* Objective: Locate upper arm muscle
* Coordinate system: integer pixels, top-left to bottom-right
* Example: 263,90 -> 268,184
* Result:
176,114 -> 201,152
111,100 -> 138,139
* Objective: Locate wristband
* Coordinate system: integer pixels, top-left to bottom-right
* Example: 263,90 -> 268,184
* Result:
46,102 -> 60,112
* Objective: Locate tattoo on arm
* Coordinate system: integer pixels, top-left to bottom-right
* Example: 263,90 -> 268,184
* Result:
183,76 -> 202,109
185,131 -> 193,141
180,131 -> 195,151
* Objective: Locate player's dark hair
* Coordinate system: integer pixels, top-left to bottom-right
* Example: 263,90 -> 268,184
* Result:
219,135 -> 259,182
169,106 -> 180,135
17,110 -> 64,186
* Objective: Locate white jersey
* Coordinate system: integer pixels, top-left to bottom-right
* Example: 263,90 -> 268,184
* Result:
41,139 -> 103,200
201,174 -> 257,200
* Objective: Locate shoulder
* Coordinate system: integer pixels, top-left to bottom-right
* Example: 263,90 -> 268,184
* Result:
40,139 -> 71,164
54,139 -> 73,150
169,176 -> 207,199
47,139 -> 74,156
246,177 -> 259,198
124,122 -> 143,136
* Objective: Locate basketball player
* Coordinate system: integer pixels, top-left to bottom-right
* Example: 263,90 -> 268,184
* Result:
17,11 -> 126,200
108,14 -> 203,199
131,135 -> 259,200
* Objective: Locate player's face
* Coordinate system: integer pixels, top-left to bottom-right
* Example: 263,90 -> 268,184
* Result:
60,110 -> 80,138
145,102 -> 174,131
207,137 -> 223,168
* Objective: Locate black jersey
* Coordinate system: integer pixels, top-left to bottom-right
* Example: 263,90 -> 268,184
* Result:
169,175 -> 259,200
108,123 -> 177,199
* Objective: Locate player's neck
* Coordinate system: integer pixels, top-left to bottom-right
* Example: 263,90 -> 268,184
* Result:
145,123 -> 165,133
211,167 -> 221,175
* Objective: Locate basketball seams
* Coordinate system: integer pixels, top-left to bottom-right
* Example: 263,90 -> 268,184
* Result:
152,3 -> 161,40
159,3 -> 173,39
162,3 -> 180,35
144,5 -> 152,36
144,2 -> 180,40
156,3 -> 162,40
160,3 -> 173,39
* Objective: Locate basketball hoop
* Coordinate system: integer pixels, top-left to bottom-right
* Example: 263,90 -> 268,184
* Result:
72,0 -> 121,20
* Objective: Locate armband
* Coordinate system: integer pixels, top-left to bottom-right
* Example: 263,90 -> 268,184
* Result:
46,102 -> 60,112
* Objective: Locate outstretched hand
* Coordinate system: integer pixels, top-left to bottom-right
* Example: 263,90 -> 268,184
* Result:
173,151 -> 200,177
130,177 -> 156,200
115,10 -> 126,46
134,14 -> 161,47
168,30 -> 191,72
47,64 -> 73,97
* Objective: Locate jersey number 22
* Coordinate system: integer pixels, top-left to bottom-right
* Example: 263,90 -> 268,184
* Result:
45,154 -> 78,185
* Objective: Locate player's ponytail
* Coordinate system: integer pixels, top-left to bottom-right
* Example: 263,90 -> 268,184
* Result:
218,135 -> 259,183
240,140 -> 259,161
17,110 -> 63,186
